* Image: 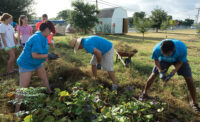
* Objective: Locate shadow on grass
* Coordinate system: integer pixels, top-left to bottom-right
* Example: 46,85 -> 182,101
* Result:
130,60 -> 153,77
167,32 -> 196,36
55,43 -> 90,67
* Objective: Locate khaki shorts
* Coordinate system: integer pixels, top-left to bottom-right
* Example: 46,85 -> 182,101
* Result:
90,47 -> 114,71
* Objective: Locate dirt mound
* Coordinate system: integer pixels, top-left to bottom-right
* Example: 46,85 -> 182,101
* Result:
46,58 -> 89,90
115,42 -> 138,53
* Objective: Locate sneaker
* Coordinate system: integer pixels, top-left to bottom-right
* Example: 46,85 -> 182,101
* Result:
139,93 -> 148,101
191,103 -> 200,113
112,84 -> 118,91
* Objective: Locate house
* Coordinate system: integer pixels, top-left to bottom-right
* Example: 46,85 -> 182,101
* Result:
95,7 -> 128,34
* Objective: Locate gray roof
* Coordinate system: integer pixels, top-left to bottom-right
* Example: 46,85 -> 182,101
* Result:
97,8 -> 116,18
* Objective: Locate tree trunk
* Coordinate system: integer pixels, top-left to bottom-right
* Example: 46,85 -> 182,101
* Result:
156,28 -> 158,33
142,33 -> 144,41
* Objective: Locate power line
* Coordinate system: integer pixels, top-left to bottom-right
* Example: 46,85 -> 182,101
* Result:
88,0 -> 134,12
96,1 -> 119,8
98,0 -> 135,12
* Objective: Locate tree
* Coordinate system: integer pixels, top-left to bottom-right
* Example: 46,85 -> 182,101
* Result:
133,11 -> 145,24
128,17 -> 133,28
134,18 -> 150,41
150,8 -> 168,32
183,19 -> 194,27
71,0 -> 99,34
175,19 -> 194,27
0,0 -> 35,22
56,9 -> 73,22
161,20 -> 170,38
169,19 -> 177,30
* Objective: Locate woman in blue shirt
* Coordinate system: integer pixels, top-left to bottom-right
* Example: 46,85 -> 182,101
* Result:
15,22 -> 53,112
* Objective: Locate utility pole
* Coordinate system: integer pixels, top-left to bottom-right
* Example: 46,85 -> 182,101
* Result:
196,8 -> 200,24
96,0 -> 98,9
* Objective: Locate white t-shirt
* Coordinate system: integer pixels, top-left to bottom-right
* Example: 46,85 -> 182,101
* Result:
0,23 -> 15,48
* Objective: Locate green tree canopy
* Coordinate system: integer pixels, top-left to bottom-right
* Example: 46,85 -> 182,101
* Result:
150,8 -> 168,32
56,9 -> 73,22
133,11 -> 146,24
134,18 -> 150,41
0,0 -> 35,22
71,0 -> 99,34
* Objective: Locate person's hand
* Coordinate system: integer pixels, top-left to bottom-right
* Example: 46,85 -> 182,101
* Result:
165,71 -> 175,82
159,72 -> 166,81
97,64 -> 101,70
5,47 -> 10,51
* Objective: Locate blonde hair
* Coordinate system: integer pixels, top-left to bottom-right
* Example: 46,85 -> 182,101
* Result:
18,15 -> 27,26
0,13 -> 12,22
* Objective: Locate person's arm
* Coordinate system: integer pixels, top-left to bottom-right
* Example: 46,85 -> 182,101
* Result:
13,34 -> 17,45
32,53 -> 48,59
154,59 -> 162,72
93,48 -> 102,64
30,26 -> 33,35
30,29 -> 33,35
172,61 -> 183,75
17,30 -> 21,43
0,33 -> 7,47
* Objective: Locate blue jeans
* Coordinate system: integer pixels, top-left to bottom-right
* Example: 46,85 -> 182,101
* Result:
19,64 -> 43,73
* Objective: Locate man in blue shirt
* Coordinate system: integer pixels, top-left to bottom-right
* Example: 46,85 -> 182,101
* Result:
140,39 -> 200,112
69,36 -> 118,90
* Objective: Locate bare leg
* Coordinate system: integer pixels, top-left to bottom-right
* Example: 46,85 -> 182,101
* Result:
184,76 -> 196,104
7,48 -> 15,73
36,66 -> 52,93
108,71 -> 116,84
15,71 -> 32,113
143,73 -> 158,94
92,65 -> 97,78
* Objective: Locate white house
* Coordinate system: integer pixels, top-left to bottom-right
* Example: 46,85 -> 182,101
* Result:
95,7 -> 128,34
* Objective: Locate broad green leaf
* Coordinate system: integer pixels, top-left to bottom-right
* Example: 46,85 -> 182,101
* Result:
24,114 -> 32,122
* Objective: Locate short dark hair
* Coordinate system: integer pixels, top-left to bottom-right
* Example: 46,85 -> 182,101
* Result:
39,22 -> 52,32
42,14 -> 48,18
160,40 -> 175,54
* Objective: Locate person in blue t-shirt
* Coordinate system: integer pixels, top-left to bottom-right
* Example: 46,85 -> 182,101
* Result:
15,22 -> 53,113
140,39 -> 200,112
69,36 -> 118,90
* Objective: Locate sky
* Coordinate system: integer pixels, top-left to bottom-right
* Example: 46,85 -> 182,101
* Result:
34,0 -> 200,21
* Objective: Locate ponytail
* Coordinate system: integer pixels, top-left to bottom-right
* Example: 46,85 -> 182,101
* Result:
18,15 -> 27,26
0,13 -> 12,22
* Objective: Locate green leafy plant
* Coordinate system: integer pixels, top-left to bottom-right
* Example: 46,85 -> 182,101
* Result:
9,83 -> 166,121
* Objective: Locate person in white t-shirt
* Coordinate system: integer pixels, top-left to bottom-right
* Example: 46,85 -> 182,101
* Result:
0,13 -> 18,73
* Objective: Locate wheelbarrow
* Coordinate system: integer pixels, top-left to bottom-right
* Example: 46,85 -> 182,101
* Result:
115,50 -> 137,67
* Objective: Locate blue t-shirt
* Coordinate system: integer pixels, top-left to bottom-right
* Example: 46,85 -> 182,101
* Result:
82,36 -> 112,55
17,31 -> 49,69
10,21 -> 17,28
152,39 -> 187,63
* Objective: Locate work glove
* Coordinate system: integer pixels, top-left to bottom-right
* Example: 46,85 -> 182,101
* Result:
159,72 -> 166,81
97,64 -> 101,70
164,72 -> 174,82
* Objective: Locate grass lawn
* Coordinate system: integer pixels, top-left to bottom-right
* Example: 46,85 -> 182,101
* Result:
0,29 -> 200,121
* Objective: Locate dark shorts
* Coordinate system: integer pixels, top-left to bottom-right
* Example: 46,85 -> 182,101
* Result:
152,61 -> 192,77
